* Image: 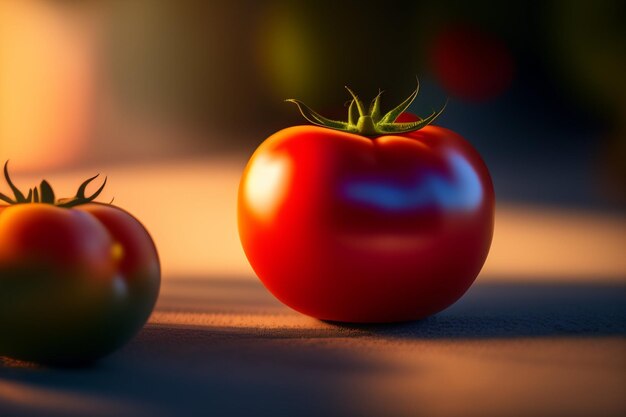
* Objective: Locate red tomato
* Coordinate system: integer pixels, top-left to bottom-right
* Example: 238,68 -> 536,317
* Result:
0,168 -> 160,364
430,24 -> 514,102
239,99 -> 494,322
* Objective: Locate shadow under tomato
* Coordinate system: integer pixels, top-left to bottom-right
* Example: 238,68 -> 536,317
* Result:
1,278 -> 624,417
322,281 -> 626,338
156,277 -> 626,339
0,325 -> 382,417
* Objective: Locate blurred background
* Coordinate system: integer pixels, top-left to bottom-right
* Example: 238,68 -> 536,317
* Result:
1,2 -> 625,416
1,0 -> 624,281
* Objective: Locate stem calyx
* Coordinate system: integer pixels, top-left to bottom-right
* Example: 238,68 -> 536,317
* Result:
286,78 -> 446,137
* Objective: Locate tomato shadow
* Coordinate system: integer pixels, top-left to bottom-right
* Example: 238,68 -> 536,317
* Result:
159,277 -> 626,339
324,281 -> 626,338
1,278 -> 625,417
0,324 -> 385,417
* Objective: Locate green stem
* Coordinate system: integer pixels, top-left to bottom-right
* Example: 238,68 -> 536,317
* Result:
1,161 -> 109,208
286,78 -> 445,136
356,116 -> 378,136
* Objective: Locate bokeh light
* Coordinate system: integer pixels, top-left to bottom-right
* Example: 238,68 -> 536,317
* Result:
0,0 -> 100,172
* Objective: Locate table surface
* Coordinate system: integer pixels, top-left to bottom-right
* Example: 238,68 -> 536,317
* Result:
1,276 -> 625,417
1,160 -> 625,417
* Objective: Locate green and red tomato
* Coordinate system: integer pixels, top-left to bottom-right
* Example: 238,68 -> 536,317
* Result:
0,164 -> 160,365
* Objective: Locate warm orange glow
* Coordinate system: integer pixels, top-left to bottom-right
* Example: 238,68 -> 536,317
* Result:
4,158 -> 624,282
351,337 -> 626,417
484,205 -> 626,281
152,311 -> 323,331
0,0 -> 99,172
111,242 -> 125,262
0,378 -> 145,415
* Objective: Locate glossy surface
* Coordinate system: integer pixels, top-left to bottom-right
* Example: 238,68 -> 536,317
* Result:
239,125 -> 494,322
0,203 -> 160,364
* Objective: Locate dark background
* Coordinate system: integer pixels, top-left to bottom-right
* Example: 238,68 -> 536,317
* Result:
1,0 -> 625,209
100,0 -> 626,210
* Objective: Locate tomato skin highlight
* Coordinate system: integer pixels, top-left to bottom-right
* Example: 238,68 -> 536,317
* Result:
239,125 -> 494,323
0,203 -> 160,365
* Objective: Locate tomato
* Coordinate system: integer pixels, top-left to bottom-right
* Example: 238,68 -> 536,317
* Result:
430,24 -> 514,102
0,165 -> 160,365
238,85 -> 494,323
